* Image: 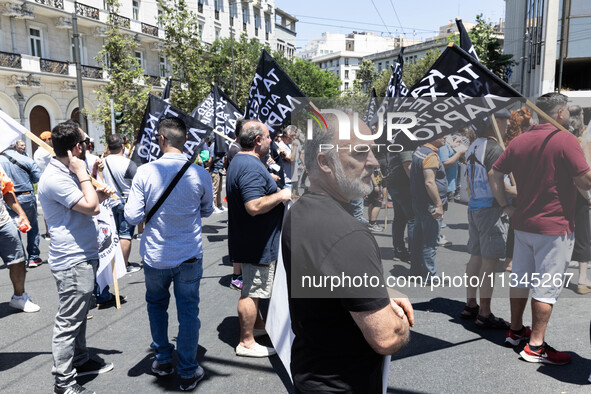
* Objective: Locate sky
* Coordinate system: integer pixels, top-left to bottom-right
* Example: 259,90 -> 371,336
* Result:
275,0 -> 506,49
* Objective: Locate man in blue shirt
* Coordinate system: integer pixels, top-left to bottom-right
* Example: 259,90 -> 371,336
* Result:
0,145 -> 43,267
226,120 -> 291,358
125,118 -> 213,391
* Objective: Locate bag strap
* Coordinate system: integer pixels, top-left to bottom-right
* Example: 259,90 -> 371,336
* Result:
104,158 -> 126,201
1,152 -> 31,175
145,158 -> 193,224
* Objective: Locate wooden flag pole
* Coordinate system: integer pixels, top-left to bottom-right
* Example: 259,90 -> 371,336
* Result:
491,115 -> 516,186
98,170 -> 122,309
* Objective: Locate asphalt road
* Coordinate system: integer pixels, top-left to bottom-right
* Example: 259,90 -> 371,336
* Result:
0,199 -> 589,393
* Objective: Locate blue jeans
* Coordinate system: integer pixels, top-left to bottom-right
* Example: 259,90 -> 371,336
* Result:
9,193 -> 39,262
411,204 -> 440,277
387,187 -> 414,251
144,260 -> 203,379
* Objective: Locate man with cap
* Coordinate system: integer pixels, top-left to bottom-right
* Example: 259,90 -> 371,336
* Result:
34,131 -> 54,173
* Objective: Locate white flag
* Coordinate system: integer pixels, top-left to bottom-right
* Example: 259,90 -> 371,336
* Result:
95,200 -> 126,292
0,110 -> 26,152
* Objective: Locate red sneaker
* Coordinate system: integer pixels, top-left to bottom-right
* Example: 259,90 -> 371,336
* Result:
504,326 -> 531,347
520,342 -> 572,365
28,258 -> 43,268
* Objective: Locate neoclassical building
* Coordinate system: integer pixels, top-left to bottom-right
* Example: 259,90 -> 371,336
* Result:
0,0 -> 297,153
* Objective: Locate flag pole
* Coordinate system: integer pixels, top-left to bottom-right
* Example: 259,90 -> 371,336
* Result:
98,170 -> 122,309
491,115 -> 516,186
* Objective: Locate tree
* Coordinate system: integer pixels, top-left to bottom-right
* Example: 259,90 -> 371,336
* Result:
451,14 -> 516,81
207,34 -> 268,109
159,0 -> 210,112
275,54 -> 342,98
93,0 -> 151,138
353,60 -> 379,93
372,68 -> 393,98
402,48 -> 441,88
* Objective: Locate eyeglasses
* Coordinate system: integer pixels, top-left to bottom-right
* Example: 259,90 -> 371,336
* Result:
154,132 -> 168,140
80,138 -> 91,145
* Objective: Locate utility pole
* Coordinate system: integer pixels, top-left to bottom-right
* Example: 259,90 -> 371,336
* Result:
557,0 -> 570,93
230,1 -> 237,103
72,12 -> 86,133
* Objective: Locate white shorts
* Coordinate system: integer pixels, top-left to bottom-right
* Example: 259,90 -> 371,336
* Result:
512,230 -> 575,304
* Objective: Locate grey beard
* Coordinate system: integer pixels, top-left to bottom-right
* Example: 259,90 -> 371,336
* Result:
333,157 -> 373,200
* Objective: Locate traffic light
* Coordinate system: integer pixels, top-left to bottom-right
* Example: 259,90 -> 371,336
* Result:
114,111 -> 123,126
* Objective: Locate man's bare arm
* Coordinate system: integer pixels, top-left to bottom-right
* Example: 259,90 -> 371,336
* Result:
574,169 -> 591,191
351,304 -> 410,355
244,188 -> 291,216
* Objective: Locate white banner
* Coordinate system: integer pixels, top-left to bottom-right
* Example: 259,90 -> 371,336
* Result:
95,200 -> 126,292
0,110 -> 26,152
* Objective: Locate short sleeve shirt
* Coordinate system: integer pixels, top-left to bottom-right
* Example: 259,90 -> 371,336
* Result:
493,124 -> 590,234
226,153 -> 284,265
0,164 -> 14,228
38,158 -> 99,271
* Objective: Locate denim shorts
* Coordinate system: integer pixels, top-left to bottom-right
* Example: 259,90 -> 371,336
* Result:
112,203 -> 135,240
0,221 -> 26,265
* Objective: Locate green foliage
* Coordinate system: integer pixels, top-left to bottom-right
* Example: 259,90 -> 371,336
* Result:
159,0 -> 210,112
450,14 -> 516,81
275,53 -> 342,98
402,48 -> 441,88
207,34 -> 269,109
372,69 -> 393,97
353,60 -> 379,93
93,0 -> 150,138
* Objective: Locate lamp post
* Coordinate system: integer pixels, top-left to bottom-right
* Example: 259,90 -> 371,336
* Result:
230,0 -> 237,103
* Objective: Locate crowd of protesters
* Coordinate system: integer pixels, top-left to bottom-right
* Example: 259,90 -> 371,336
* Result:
1,91 -> 591,392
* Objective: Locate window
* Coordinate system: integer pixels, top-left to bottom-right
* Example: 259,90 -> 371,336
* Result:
159,56 -> 167,77
214,0 -> 223,19
215,28 -> 221,40
132,0 -> 140,20
198,0 -> 204,13
134,50 -> 144,69
344,70 -> 349,79
344,82 -> 349,89
198,23 -> 204,40
344,57 -> 349,66
254,9 -> 260,35
242,3 -> 249,24
157,9 -> 163,27
29,28 -> 43,57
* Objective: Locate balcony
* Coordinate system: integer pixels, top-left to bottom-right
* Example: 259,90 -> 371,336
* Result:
33,0 -> 64,10
40,58 -> 69,75
81,65 -> 103,79
75,2 -> 99,20
0,51 -> 22,69
144,75 -> 161,86
111,13 -> 130,29
141,22 -> 158,37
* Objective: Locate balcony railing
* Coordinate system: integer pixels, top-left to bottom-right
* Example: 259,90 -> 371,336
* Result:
111,13 -> 130,29
144,75 -> 161,86
33,0 -> 64,10
0,51 -> 22,69
40,58 -> 69,75
81,65 -> 103,79
75,2 -> 99,20
141,23 -> 158,37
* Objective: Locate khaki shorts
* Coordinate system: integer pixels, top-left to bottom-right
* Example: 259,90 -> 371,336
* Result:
467,207 -> 508,259
241,260 -> 276,299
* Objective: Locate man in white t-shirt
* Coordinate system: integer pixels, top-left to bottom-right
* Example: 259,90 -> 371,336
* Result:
276,126 -> 296,189
102,134 -> 139,273
33,131 -> 54,172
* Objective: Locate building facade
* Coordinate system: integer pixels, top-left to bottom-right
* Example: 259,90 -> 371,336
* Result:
0,0 -> 297,154
504,0 -> 591,106
296,32 -> 403,92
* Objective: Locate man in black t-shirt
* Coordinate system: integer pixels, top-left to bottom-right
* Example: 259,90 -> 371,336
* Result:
226,120 -> 291,358
282,114 -> 413,393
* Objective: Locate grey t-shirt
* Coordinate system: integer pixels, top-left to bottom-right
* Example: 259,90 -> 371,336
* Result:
102,154 -> 137,202
38,158 -> 99,271
0,164 -> 12,228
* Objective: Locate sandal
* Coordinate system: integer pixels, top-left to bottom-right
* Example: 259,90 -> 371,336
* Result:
460,304 -> 479,319
475,313 -> 510,329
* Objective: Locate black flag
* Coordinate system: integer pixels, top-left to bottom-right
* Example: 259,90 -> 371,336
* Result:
244,49 -> 308,137
191,85 -> 243,154
387,44 -> 524,147
456,18 -> 479,61
161,78 -> 172,102
370,47 -> 407,130
131,94 -> 213,166
363,88 -> 378,126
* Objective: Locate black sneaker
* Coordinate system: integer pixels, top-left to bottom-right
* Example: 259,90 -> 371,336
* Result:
151,360 -> 174,377
179,366 -> 205,391
394,247 -> 410,262
96,295 -> 127,309
54,383 -> 95,394
75,358 -> 114,377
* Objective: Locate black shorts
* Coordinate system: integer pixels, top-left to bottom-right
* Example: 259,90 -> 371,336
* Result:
572,194 -> 591,262
367,189 -> 381,206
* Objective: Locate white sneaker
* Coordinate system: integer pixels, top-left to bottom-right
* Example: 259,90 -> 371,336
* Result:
213,207 -> 223,214
9,292 -> 40,313
235,343 -> 276,357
